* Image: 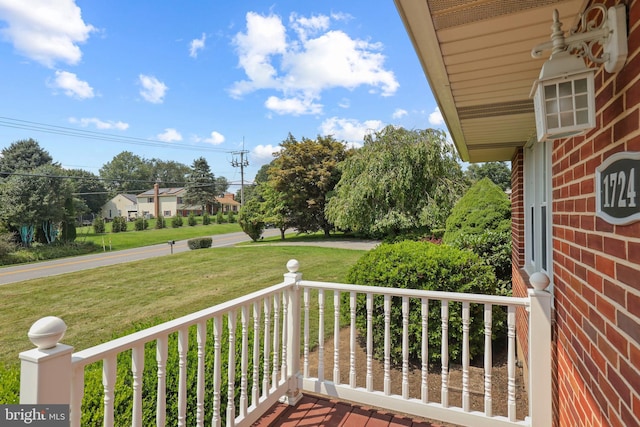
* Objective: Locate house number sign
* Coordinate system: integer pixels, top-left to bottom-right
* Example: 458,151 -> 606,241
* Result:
596,151 -> 640,225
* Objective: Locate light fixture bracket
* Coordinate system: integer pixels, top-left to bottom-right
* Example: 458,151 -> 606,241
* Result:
531,4 -> 627,73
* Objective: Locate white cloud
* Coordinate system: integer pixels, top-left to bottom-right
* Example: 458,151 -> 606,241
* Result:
230,12 -> 398,116
139,74 -> 167,104
320,117 -> 384,146
0,0 -> 95,67
194,131 -> 225,145
189,33 -> 206,58
252,144 -> 282,164
338,98 -> 350,109
392,108 -> 408,119
157,128 -> 182,142
69,117 -> 128,130
265,95 -> 322,116
429,107 -> 444,126
50,70 -> 94,99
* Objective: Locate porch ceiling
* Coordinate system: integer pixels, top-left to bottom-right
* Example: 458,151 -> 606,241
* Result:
394,0 -> 587,162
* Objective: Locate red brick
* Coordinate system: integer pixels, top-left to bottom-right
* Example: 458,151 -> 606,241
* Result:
628,292 -> 640,318
616,263 -> 640,287
608,365 -> 632,407
595,254 -> 615,278
629,241 -> 640,264
617,310 -> 640,346
595,216 -> 615,232
597,332 -> 620,367
597,294 -> 617,322
604,237 -> 627,258
606,323 -> 629,357
603,279 -> 626,308
618,221 -> 640,238
594,126 -> 613,153
629,134 -> 640,151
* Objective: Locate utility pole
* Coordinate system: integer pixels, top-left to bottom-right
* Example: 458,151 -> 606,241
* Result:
231,146 -> 249,206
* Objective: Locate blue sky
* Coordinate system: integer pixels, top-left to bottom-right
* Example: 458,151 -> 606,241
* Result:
0,0 -> 444,188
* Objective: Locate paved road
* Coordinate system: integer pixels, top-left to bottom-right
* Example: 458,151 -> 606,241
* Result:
0,229 -> 284,286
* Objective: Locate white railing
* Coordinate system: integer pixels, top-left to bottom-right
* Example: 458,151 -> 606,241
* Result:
19,260 -> 551,427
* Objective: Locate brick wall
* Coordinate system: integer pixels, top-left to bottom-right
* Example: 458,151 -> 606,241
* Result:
551,1 -> 639,425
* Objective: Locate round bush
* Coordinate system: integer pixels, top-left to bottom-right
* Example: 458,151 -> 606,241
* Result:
202,212 -> 211,225
134,217 -> 148,231
345,240 -> 503,366
172,214 -> 183,228
187,237 -> 212,249
188,213 -> 197,226
92,217 -> 105,234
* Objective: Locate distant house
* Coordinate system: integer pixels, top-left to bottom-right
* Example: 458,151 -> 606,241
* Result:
136,186 -> 187,218
101,194 -> 137,220
214,192 -> 241,213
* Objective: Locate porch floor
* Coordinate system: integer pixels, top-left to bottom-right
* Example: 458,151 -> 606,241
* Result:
253,394 -> 455,427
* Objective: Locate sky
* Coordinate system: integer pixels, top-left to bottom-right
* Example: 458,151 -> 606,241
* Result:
0,0 -> 445,188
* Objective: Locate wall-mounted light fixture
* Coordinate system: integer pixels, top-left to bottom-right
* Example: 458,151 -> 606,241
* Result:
530,4 -> 627,141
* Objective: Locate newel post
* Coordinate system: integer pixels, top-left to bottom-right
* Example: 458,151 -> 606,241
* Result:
528,272 -> 552,427
281,259 -> 303,406
19,316 -> 73,404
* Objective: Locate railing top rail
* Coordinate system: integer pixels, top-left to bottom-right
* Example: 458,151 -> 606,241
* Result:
299,280 -> 529,307
72,281 -> 291,367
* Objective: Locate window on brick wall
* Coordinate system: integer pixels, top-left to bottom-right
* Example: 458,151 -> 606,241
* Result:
524,139 -> 553,281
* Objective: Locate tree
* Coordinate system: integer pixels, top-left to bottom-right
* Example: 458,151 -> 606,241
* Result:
260,183 -> 290,239
99,151 -> 153,195
0,139 -> 53,178
465,161 -> 511,191
65,169 -> 108,216
239,163 -> 271,203
269,134 -> 346,236
238,198 -> 265,241
325,126 -> 467,238
0,164 -> 72,245
149,159 -> 190,187
184,157 -> 217,214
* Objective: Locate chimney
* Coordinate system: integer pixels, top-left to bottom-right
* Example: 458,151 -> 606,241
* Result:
154,183 -> 160,218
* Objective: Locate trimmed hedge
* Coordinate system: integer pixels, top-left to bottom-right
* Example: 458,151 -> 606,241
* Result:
187,237 -> 212,249
344,241 -> 504,366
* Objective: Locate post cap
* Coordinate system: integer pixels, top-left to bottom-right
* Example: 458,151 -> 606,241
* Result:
28,316 -> 67,349
530,272 -> 551,291
286,259 -> 299,273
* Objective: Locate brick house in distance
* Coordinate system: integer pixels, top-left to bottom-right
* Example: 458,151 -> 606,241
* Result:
395,0 -> 638,426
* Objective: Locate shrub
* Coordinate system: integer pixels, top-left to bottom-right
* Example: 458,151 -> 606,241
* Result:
172,214 -> 183,228
443,178 -> 512,294
345,241 -> 503,366
155,215 -> 166,229
202,212 -> 211,225
0,233 -> 17,259
187,237 -> 212,249
188,213 -> 197,226
134,217 -> 148,231
216,211 -> 225,224
228,210 -> 236,223
92,217 -> 105,234
238,199 -> 265,241
111,216 -> 127,233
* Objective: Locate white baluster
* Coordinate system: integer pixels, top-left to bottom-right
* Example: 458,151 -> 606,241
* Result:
484,304 -> 493,417
333,290 -> 341,384
349,291 -> 356,388
272,294 -> 280,389
366,293 -> 373,392
384,294 -> 391,396
303,288 -> 310,378
132,344 -> 144,427
462,301 -> 470,412
507,305 -> 516,421
212,316 -> 222,427
318,289 -> 325,382
263,298 -> 271,397
402,296 -> 409,399
102,354 -> 116,427
70,366 -> 84,427
177,328 -> 188,427
421,298 -> 429,404
156,335 -> 168,427
240,306 -> 249,418
281,291 -> 288,383
227,311 -> 237,426
252,302 -> 261,406
197,322 -> 207,427
441,301 -> 449,408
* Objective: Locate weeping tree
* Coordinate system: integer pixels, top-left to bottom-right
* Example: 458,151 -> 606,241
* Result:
325,126 -> 467,238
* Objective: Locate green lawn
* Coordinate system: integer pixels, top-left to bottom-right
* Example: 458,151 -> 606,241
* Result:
75,222 -> 242,250
0,245 -> 363,368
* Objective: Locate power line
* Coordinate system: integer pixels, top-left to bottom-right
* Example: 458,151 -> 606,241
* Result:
0,116 -> 234,154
